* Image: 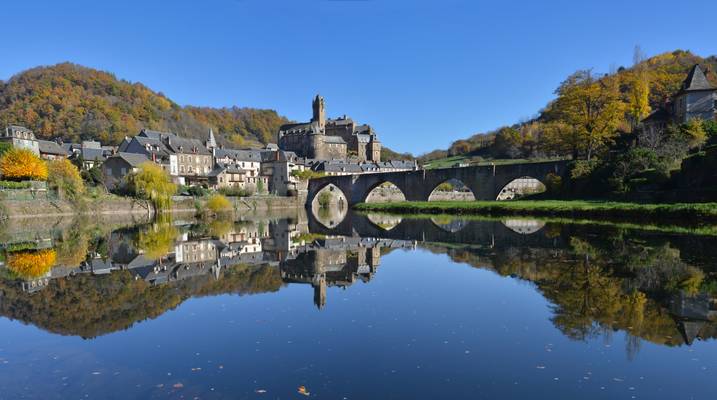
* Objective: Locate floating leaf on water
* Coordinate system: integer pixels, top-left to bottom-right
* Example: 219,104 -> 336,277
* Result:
298,386 -> 310,396
255,389 -> 267,394
173,383 -> 184,389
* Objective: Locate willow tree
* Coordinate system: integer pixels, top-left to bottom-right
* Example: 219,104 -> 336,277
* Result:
127,162 -> 177,210
548,70 -> 626,160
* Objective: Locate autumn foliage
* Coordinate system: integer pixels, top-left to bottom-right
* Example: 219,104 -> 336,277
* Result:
47,159 -> 85,200
0,63 -> 288,146
0,148 -> 48,181
7,249 -> 57,278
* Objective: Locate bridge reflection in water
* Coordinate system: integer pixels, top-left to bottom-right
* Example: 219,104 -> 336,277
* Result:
0,211 -> 716,350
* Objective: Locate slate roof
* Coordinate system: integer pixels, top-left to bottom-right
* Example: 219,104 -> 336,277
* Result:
214,148 -> 263,161
323,136 -> 346,144
138,129 -> 211,156
5,125 -> 35,139
111,152 -> 150,167
38,140 -> 68,156
209,164 -> 247,177
642,108 -> 670,123
82,148 -> 110,161
680,65 -> 715,93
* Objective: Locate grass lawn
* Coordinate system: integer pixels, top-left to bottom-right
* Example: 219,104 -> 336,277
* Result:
355,200 -> 717,223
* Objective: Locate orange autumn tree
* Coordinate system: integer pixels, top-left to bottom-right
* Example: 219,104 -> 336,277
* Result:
0,148 -> 48,181
7,249 -> 57,278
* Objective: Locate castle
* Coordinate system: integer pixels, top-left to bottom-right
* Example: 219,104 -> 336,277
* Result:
278,95 -> 381,161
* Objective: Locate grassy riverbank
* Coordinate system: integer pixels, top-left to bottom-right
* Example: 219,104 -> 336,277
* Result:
355,200 -> 717,223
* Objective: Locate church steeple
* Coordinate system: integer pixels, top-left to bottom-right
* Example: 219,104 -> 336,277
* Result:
206,128 -> 217,150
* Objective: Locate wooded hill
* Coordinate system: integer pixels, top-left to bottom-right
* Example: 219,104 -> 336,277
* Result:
420,50 -> 717,164
0,63 -> 289,147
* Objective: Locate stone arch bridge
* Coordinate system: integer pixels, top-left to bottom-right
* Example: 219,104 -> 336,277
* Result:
307,160 -> 570,206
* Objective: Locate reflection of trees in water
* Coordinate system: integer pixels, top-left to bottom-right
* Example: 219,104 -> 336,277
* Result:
0,264 -> 283,338
366,213 -> 402,231
421,229 -> 717,352
136,222 -> 179,260
7,249 -> 57,278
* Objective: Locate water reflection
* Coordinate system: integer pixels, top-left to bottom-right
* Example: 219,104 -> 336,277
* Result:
1,211 -> 716,353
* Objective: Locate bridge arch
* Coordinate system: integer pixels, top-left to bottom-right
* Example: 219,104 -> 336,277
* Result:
427,178 -> 476,202
362,180 -> 408,203
496,176 -> 547,201
310,183 -> 348,228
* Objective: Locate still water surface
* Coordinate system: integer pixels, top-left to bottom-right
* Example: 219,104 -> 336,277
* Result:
0,211 -> 716,399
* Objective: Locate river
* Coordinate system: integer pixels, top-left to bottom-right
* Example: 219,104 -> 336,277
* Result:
0,209 -> 715,399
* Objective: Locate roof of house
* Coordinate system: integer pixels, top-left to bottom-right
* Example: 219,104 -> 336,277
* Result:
214,148 -> 263,161
81,148 -> 110,161
38,140 -> 68,156
138,129 -> 211,156
642,107 -> 671,123
680,65 -> 715,93
209,163 -> 247,177
110,152 -> 150,167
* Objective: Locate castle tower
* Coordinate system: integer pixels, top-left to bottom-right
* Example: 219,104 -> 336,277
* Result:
311,94 -> 326,130
368,135 -> 381,162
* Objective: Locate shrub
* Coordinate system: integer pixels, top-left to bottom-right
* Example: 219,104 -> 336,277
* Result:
543,173 -> 563,194
291,170 -> 325,180
0,148 -> 48,181
0,180 -> 31,189
187,185 -> 209,197
47,159 -> 85,201
218,186 -> 254,197
206,194 -> 233,213
569,159 -> 599,179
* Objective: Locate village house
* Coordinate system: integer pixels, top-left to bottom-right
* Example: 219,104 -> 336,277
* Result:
642,64 -> 717,137
119,129 -> 213,186
212,148 -> 267,190
1,125 -> 40,155
102,152 -> 150,190
37,140 -> 69,160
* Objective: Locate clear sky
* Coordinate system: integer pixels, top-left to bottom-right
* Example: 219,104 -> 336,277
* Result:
1,0 -> 716,154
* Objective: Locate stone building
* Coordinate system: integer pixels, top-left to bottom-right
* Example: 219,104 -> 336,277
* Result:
1,125 -> 40,155
278,95 -> 381,162
119,129 -> 213,186
642,64 -> 717,136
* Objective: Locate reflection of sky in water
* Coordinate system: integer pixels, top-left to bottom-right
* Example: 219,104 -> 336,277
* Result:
0,217 -> 717,399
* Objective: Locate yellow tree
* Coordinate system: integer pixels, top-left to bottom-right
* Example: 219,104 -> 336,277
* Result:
0,148 -> 48,181
682,118 -> 708,149
127,162 -> 177,210
47,159 -> 85,201
626,71 -> 651,130
549,70 -> 626,160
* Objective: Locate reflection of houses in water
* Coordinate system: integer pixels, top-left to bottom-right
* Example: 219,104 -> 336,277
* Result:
670,292 -> 717,345
280,236 -> 415,309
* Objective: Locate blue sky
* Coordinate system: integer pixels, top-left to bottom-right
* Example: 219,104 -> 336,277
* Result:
1,0 -> 716,154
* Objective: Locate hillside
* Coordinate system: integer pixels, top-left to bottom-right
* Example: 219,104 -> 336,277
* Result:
0,63 -> 289,147
421,50 -> 717,165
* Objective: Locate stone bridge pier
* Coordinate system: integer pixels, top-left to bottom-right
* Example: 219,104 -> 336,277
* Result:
307,160 -> 569,207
